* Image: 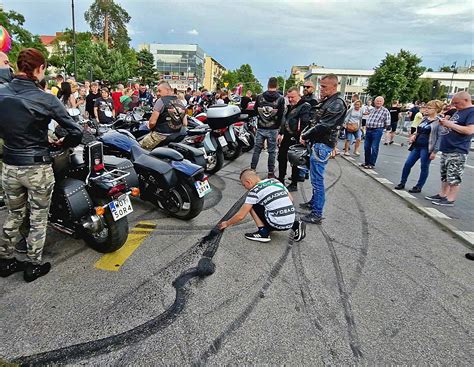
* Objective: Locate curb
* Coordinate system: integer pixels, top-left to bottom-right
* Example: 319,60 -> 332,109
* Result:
339,155 -> 474,251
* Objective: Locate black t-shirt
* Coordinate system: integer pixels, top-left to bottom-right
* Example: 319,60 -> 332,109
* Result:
152,95 -> 186,133
94,97 -> 114,123
86,92 -> 101,118
409,106 -> 419,121
389,106 -> 401,124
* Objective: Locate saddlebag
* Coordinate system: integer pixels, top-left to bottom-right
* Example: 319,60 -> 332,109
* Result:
52,178 -> 93,221
103,155 -> 139,190
168,142 -> 207,169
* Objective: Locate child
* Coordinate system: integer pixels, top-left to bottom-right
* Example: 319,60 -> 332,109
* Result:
219,169 -> 306,242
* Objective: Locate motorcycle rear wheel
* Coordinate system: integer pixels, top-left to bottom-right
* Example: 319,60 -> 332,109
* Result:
223,143 -> 242,161
162,181 -> 204,220
205,147 -> 224,174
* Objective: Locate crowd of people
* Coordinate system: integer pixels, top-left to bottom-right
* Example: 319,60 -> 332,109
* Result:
0,47 -> 473,283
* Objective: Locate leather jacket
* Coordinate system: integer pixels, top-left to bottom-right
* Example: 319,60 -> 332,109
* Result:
0,77 -> 83,166
280,99 -> 311,137
0,68 -> 13,84
301,92 -> 347,148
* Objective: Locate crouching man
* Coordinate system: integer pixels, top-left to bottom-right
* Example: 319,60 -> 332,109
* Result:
218,169 -> 306,243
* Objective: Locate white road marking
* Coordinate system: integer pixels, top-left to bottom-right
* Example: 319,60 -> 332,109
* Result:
465,164 -> 474,169
376,177 -> 393,184
421,207 -> 451,219
454,231 -> 474,245
392,189 -> 416,199
366,169 -> 378,175
347,157 -> 355,161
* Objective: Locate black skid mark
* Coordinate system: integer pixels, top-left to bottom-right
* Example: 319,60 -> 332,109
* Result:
13,194 -> 249,366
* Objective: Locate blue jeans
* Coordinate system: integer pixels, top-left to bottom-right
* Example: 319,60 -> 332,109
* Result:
309,143 -> 333,217
364,128 -> 384,166
250,128 -> 279,173
400,146 -> 431,188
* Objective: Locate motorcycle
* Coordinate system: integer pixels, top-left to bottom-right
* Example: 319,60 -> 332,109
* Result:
49,141 -> 138,253
98,129 -> 210,220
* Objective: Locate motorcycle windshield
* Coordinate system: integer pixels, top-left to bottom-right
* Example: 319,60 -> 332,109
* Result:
171,159 -> 203,177
100,131 -> 139,153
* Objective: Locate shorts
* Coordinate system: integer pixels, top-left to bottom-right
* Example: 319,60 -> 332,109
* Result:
253,204 -> 287,232
345,129 -> 362,142
386,122 -> 398,132
440,152 -> 467,185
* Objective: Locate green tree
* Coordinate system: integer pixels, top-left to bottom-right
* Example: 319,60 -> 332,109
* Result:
0,9 -> 48,66
366,49 -> 424,104
84,0 -> 131,49
219,64 -> 262,94
136,49 -> 156,85
439,66 -> 454,72
285,74 -> 300,90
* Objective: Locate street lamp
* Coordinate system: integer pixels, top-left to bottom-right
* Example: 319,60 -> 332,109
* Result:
448,61 -> 457,101
277,69 -> 288,94
71,0 -> 77,78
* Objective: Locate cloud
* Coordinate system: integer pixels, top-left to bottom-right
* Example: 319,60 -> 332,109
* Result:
168,29 -> 175,34
187,29 -> 199,36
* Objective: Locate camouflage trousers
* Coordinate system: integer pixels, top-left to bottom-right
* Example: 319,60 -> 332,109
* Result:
440,152 -> 467,185
0,164 -> 54,264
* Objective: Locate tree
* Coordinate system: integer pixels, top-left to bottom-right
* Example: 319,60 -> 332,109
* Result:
285,74 -> 300,90
439,66 -> 454,72
84,0 -> 131,50
366,49 -> 424,104
136,49 -> 156,85
219,64 -> 262,94
0,9 -> 48,66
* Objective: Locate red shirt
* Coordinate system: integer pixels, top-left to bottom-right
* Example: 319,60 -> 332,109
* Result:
111,91 -> 123,112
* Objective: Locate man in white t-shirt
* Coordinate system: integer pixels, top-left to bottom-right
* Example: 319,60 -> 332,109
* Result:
219,169 -> 306,242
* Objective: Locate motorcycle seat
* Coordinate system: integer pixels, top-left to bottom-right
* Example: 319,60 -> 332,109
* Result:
150,147 -> 184,161
130,144 -> 151,161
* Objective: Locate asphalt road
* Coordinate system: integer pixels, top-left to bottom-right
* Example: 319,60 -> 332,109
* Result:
1,151 -> 473,366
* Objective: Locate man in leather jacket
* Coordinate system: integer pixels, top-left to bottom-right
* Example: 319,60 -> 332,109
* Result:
0,51 -> 13,209
277,87 -> 311,191
0,48 -> 82,282
299,74 -> 347,224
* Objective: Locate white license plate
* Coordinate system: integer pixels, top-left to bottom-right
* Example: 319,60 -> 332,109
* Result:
195,180 -> 212,198
218,136 -> 228,147
109,195 -> 133,221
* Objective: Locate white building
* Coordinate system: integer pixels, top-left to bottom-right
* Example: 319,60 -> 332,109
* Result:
305,67 -> 474,102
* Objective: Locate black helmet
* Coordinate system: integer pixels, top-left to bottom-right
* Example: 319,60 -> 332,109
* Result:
288,144 -> 309,166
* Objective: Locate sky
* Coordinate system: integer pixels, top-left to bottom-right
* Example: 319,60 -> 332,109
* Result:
2,0 -> 473,83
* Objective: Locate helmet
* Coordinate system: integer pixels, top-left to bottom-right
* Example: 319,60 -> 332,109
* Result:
287,144 -> 309,166
229,93 -> 241,104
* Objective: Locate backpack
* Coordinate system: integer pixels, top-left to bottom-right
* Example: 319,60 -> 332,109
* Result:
256,94 -> 283,128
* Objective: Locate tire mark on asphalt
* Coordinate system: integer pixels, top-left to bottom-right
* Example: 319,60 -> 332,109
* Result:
13,194 -> 248,366
318,225 -> 363,360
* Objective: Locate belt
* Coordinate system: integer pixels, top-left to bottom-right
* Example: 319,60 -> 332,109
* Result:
366,127 -> 384,130
3,155 -> 52,166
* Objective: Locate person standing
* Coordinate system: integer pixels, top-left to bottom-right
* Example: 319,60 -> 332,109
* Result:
343,100 -> 363,156
76,86 -> 88,117
60,81 -> 76,109
94,87 -> 115,124
251,77 -> 286,178
302,81 -> 318,108
0,51 -> 13,209
425,91 -> 474,207
361,96 -> 391,169
361,99 -> 374,138
240,90 -> 252,110
138,84 -> 154,107
394,100 -> 442,193
85,82 -> 101,119
0,48 -> 83,281
119,87 -> 134,112
111,84 -> 124,114
277,87 -> 311,191
384,100 -> 401,144
299,74 -> 347,224
50,74 -> 64,98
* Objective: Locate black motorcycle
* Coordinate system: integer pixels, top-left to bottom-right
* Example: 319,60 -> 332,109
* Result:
49,141 -> 138,253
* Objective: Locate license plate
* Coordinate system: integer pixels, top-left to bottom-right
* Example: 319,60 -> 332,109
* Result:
108,195 -> 133,221
195,180 -> 212,198
218,136 -> 228,147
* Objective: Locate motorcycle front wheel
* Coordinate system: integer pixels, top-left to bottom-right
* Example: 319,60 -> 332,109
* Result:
241,131 -> 255,153
205,147 -> 224,174
82,204 -> 129,253
223,142 -> 242,161
162,181 -> 204,220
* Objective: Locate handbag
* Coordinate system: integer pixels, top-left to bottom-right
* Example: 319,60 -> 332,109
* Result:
346,122 -> 359,133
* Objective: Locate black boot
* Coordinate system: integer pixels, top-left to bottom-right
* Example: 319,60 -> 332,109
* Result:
394,183 -> 405,190
0,258 -> 26,278
286,182 -> 298,192
24,262 -> 51,282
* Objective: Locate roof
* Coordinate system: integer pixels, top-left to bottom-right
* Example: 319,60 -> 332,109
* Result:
39,32 -> 63,46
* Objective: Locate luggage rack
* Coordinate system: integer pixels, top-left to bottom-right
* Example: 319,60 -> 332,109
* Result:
89,169 -> 130,185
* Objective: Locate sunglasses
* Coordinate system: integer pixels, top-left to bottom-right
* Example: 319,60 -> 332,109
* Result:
303,86 -> 312,89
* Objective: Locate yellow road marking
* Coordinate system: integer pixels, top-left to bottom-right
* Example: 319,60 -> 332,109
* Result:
95,221 -> 156,271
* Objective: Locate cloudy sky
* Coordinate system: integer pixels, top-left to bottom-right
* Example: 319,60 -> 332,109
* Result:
3,0 -> 473,82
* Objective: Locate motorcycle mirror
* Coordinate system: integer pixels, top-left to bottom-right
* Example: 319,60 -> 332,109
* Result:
67,108 -> 81,117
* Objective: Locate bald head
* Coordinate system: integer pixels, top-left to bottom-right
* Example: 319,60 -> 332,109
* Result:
0,52 -> 9,69
239,169 -> 261,189
452,91 -> 472,110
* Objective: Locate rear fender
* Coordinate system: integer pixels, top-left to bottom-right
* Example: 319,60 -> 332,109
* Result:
171,159 -> 203,178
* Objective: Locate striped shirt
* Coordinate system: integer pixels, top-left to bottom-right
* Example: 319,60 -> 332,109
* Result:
245,178 -> 295,230
366,106 -> 391,129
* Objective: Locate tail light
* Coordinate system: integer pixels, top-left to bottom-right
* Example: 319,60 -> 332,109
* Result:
196,115 -> 207,122
192,135 -> 205,143
107,183 -> 126,197
215,128 -> 227,135
94,163 -> 105,172
234,122 -> 244,127
131,187 -> 140,197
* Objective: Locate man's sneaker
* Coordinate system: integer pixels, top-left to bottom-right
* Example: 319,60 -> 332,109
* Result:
425,194 -> 445,201
465,253 -> 474,261
286,183 -> 298,192
301,213 -> 323,225
394,183 -> 405,190
293,221 -> 306,242
244,231 -> 271,243
24,262 -> 51,282
432,198 -> 455,207
0,258 -> 26,278
299,201 -> 312,210
14,237 -> 27,254
408,186 -> 422,193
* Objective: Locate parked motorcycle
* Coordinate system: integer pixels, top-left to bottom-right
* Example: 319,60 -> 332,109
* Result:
49,141 -> 138,253
98,130 -> 211,220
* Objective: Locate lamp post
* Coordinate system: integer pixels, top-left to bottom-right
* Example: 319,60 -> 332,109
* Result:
71,0 -> 77,78
448,61 -> 457,101
277,69 -> 287,94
